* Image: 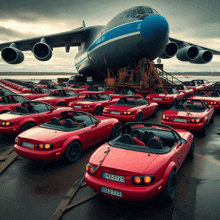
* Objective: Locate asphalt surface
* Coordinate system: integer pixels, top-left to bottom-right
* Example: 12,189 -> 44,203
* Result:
1,109 -> 220,220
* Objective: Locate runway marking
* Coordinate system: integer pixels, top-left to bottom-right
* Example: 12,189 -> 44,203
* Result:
195,153 -> 220,167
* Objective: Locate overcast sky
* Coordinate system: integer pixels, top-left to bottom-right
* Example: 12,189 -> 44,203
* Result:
0,0 -> 220,73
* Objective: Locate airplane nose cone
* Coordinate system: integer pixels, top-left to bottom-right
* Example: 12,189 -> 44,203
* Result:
140,14 -> 169,43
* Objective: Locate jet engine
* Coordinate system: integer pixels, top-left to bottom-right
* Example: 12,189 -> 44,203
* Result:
32,41 -> 52,61
1,47 -> 24,64
176,44 -> 199,61
159,41 -> 178,59
190,50 -> 213,64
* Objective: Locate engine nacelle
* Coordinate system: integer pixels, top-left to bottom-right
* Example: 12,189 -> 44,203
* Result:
159,42 -> 178,59
32,42 -> 52,61
176,45 -> 199,61
1,47 -> 24,64
189,50 -> 213,64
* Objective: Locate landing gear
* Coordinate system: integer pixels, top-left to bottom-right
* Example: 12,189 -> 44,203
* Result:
75,75 -> 87,82
92,73 -> 106,82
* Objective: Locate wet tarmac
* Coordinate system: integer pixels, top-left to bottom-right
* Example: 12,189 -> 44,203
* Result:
1,109 -> 220,220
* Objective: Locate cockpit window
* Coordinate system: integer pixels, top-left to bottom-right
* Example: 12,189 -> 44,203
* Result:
122,6 -> 159,20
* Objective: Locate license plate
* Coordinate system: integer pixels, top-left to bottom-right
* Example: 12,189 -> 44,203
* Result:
21,141 -> 34,149
152,98 -> 162,100
101,186 -> 123,198
74,105 -> 81,108
102,172 -> 125,183
173,118 -> 187,123
110,111 -> 120,115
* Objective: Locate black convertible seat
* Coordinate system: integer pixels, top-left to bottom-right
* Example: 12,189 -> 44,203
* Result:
142,131 -> 154,146
119,134 -> 135,145
117,99 -> 125,104
51,117 -> 62,126
63,119 -> 77,128
2,97 -> 8,103
199,91 -> 205,96
147,137 -> 163,149
20,107 -> 28,113
211,91 -> 218,97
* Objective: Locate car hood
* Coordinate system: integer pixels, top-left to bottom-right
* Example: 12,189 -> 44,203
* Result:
0,113 -> 27,120
90,145 -> 158,174
18,126 -> 63,142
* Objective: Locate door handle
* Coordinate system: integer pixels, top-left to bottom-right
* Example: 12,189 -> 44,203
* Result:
178,151 -> 181,155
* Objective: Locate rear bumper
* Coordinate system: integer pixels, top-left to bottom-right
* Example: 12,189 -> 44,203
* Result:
85,172 -> 162,201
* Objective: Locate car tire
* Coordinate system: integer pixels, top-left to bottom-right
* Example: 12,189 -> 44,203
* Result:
19,122 -> 36,133
94,106 -> 103,115
64,141 -> 82,164
161,170 -> 177,203
152,106 -> 159,117
110,123 -> 120,139
186,141 -> 194,160
210,114 -> 214,124
57,102 -> 66,106
201,122 -> 207,136
135,113 -> 143,122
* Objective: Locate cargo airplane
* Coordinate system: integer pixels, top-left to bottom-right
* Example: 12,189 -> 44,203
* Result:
0,6 -> 220,82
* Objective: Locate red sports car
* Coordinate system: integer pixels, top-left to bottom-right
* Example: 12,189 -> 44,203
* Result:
102,96 -> 159,122
79,85 -> 114,96
85,122 -> 194,202
69,93 -> 119,115
189,90 -> 220,113
35,89 -> 83,106
14,111 -> 121,163
22,88 -> 51,100
183,81 -> 205,93
0,95 -> 31,114
191,79 -> 213,89
0,101 -> 71,136
173,84 -> 194,98
146,88 -> 185,106
161,99 -> 214,136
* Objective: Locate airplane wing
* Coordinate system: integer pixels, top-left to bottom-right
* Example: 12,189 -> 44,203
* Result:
170,37 -> 220,55
0,27 -> 90,51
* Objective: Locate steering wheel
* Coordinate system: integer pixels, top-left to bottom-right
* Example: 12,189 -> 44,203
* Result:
130,129 -> 142,140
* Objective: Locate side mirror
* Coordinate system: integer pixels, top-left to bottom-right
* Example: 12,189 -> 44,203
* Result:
180,138 -> 187,144
95,121 -> 99,127
50,108 -> 54,113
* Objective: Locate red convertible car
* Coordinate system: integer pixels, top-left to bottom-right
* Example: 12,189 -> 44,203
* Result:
69,93 -> 119,115
191,79 -> 213,89
35,89 -> 83,106
189,90 -> 220,113
85,122 -> 194,202
183,81 -> 205,93
22,88 -> 51,100
146,88 -> 185,106
161,99 -> 214,136
0,95 -> 31,114
102,96 -> 159,122
173,84 -> 194,98
0,101 -> 71,136
14,111 -> 121,163
109,87 -> 141,99
79,85 -> 114,96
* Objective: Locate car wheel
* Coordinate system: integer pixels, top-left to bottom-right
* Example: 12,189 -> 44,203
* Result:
94,106 -> 103,115
110,123 -> 120,139
19,122 -> 36,133
201,122 -> 207,136
57,102 -> 66,106
135,113 -> 143,122
210,113 -> 214,124
64,141 -> 82,164
152,106 -> 159,117
161,170 -> 177,203
186,141 -> 194,160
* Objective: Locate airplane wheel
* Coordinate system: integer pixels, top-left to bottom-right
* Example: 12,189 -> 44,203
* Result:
64,141 -> 82,164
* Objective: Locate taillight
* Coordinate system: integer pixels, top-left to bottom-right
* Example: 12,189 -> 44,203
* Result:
146,97 -> 151,99
15,137 -> 19,144
37,143 -> 54,150
83,105 -> 91,108
190,118 -> 201,123
122,111 -> 132,115
1,121 -> 12,126
86,163 -> 96,175
210,101 -> 218,105
165,97 -> 171,100
132,175 -> 155,185
162,115 -> 170,121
